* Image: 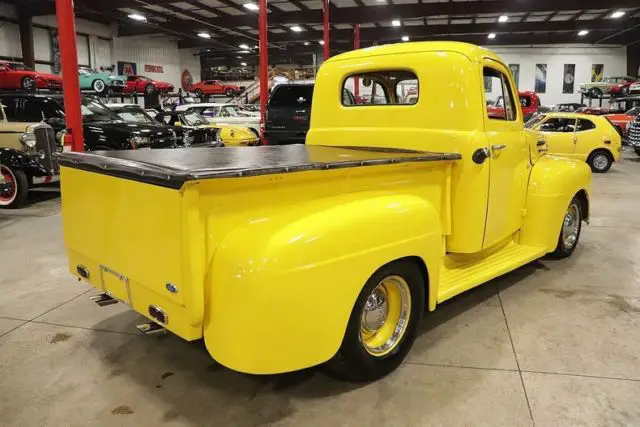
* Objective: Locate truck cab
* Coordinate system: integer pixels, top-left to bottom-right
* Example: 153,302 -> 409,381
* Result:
58,42 -> 591,381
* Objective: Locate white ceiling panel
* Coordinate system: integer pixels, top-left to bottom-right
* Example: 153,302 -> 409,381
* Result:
218,6 -> 245,15
393,0 -> 419,4
577,13 -> 600,20
475,17 -> 496,24
271,2 -> 302,11
403,20 -> 424,26
198,0 -> 227,7
360,23 -> 376,28
301,1 -> 323,9
550,14 -> 575,21
334,24 -> 353,29
333,0 -> 358,7
361,0 -> 390,6
142,5 -> 174,13
525,16 -> 548,22
270,28 -> 286,33
426,19 -> 448,25
192,9 -> 218,17
170,2 -> 197,10
171,12 -> 194,19
450,18 -> 473,24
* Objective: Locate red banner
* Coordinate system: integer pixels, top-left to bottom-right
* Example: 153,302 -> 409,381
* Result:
144,64 -> 164,73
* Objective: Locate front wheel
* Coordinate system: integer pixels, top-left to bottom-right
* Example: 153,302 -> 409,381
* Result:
21,77 -> 35,91
145,84 -> 155,95
589,88 -> 602,99
194,89 -> 203,97
326,260 -> 424,382
0,165 -> 28,209
92,79 -> 106,94
588,150 -> 613,173
549,196 -> 582,259
225,88 -> 234,97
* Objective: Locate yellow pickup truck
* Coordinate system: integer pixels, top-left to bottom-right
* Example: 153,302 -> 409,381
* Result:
58,42 -> 591,382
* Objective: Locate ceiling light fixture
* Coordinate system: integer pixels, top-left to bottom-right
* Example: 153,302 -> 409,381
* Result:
237,56 -> 243,59
304,41 -> 310,46
197,32 -> 211,39
391,20 -> 401,27
319,40 -> 325,45
241,62 -> 247,66
578,29 -> 589,36
402,36 -> 409,42
243,3 -> 259,11
239,44 -> 249,49
488,33 -> 496,39
611,10 -> 625,19
128,13 -> 147,22
254,45 -> 258,49
290,25 -> 303,32
238,50 -> 250,53
498,15 -> 508,23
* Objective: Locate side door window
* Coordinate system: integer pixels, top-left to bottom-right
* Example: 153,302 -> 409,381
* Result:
540,117 -> 576,132
22,99 -> 47,122
484,67 -> 517,121
576,118 -> 596,132
1,97 -> 20,121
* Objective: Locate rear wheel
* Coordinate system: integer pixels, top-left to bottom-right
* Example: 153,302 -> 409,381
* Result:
194,89 -> 203,97
549,196 -> 582,259
0,165 -> 28,209
92,79 -> 106,94
326,260 -> 424,382
225,88 -> 234,97
589,87 -> 602,99
21,77 -> 35,91
145,84 -> 155,95
587,150 -> 613,173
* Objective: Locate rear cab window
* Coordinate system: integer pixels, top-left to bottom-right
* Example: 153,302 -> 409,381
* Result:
269,85 -> 314,108
342,70 -> 418,106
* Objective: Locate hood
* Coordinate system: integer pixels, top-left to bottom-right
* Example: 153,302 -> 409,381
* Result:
85,121 -> 175,138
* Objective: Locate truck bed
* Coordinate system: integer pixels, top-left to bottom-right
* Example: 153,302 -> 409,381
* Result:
57,145 -> 461,189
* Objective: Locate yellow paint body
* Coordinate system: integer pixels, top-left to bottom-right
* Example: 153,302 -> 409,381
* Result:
529,112 -> 622,163
60,42 -> 592,375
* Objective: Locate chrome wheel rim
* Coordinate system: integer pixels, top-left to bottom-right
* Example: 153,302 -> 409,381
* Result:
562,203 -> 580,250
360,275 -> 411,357
22,78 -> 33,89
593,154 -> 608,171
94,80 -> 105,92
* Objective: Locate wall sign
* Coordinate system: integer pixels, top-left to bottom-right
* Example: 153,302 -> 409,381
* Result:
181,69 -> 193,90
508,64 -> 520,88
117,61 -> 137,76
535,64 -> 547,94
144,64 -> 164,73
563,64 -> 575,94
591,64 -> 604,82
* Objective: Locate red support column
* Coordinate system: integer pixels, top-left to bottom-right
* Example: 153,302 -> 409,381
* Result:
353,24 -> 360,98
55,0 -> 84,152
258,0 -> 269,142
323,0 -> 329,60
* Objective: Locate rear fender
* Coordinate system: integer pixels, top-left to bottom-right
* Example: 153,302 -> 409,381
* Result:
203,194 -> 443,375
520,155 -> 591,251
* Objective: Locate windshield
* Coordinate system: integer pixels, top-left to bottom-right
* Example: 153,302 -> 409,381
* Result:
182,112 -> 208,126
627,107 -> 640,116
220,105 -> 241,117
115,108 -> 155,124
525,114 -> 546,129
6,63 -> 31,71
269,85 -> 314,108
81,100 -> 122,122
198,106 -> 221,117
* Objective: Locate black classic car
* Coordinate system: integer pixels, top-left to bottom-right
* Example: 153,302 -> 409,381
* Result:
0,94 -> 177,150
105,104 -> 220,147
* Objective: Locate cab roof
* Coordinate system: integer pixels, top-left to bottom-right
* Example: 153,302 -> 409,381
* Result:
326,41 -> 504,65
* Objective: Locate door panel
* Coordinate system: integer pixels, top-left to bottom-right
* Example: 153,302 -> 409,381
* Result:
537,117 -> 577,157
574,118 -> 600,161
482,62 -> 530,250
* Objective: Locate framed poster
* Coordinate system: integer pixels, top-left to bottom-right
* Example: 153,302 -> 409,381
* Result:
117,61 -> 137,76
535,64 -> 547,93
591,64 -> 604,82
508,64 -> 520,88
563,64 -> 575,94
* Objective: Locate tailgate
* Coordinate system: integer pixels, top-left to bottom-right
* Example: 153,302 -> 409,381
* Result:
266,106 -> 310,131
60,166 -> 203,340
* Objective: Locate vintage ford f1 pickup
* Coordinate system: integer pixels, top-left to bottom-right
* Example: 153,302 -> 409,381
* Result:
58,42 -> 591,382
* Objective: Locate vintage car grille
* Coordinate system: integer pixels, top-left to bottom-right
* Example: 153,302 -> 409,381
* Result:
628,121 -> 640,147
33,125 -> 60,174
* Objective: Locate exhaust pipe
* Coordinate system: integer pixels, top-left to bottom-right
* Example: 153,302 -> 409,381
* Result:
136,322 -> 166,335
89,293 -> 118,307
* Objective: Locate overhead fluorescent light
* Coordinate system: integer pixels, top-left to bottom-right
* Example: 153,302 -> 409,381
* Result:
487,33 -> 496,39
241,62 -> 247,66
578,30 -> 589,36
239,44 -> 249,49
238,50 -> 250,53
237,56 -> 243,59
319,40 -> 325,45
304,41 -> 310,46
197,32 -> 211,39
498,15 -> 508,23
391,20 -> 401,27
243,3 -> 259,11
254,45 -> 258,49
291,25 -> 303,32
611,10 -> 625,19
128,13 -> 146,22
401,36 -> 409,42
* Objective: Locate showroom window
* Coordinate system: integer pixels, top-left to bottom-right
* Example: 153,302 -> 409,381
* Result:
576,119 -> 596,132
342,70 -> 418,106
540,117 -> 577,132
484,67 -> 517,121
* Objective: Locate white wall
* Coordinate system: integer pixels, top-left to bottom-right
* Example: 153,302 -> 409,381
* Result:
487,45 -> 628,106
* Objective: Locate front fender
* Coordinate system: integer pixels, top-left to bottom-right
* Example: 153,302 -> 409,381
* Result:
0,148 -> 51,177
203,194 -> 443,374
520,155 -> 591,251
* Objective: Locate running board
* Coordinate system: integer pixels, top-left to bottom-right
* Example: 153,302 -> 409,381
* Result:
136,322 -> 166,336
89,293 -> 118,307
437,242 -> 546,303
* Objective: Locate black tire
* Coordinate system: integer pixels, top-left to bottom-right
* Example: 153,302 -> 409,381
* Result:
635,148 -> 640,157
194,89 -> 203,97
0,166 -> 29,209
326,260 -> 425,382
225,88 -> 234,97
587,150 -> 613,173
92,79 -> 107,94
549,196 -> 582,259
248,128 -> 260,139
145,84 -> 155,95
589,87 -> 602,99
21,76 -> 35,91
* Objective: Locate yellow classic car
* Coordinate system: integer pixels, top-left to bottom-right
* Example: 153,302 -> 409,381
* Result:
526,112 -> 622,172
57,42 -> 591,382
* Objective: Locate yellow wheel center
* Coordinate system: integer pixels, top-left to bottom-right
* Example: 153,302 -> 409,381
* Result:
360,275 -> 411,357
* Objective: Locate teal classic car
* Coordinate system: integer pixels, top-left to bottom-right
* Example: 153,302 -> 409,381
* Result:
78,68 -> 126,94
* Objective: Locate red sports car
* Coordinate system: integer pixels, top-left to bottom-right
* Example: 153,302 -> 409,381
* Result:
187,80 -> 243,97
0,61 -> 63,91
487,91 -> 541,121
122,75 -> 174,95
605,107 -> 640,136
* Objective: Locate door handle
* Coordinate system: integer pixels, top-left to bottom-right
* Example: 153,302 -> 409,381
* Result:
536,141 -> 546,146
491,144 -> 506,158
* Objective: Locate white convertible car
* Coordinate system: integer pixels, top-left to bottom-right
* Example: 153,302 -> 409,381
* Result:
174,103 -> 260,136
